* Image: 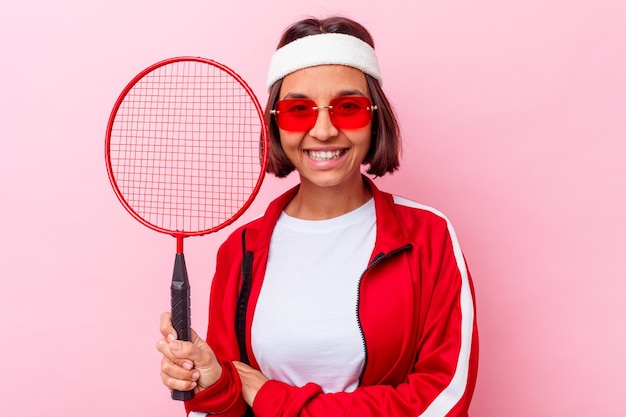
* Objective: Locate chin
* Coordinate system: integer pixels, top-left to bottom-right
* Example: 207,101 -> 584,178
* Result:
300,170 -> 361,189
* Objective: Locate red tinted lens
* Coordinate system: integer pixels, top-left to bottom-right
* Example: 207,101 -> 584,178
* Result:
274,99 -> 317,131
328,96 -> 374,129
273,96 -> 374,132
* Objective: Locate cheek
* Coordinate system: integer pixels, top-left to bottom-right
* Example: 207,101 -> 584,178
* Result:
355,130 -> 373,151
278,131 -> 302,153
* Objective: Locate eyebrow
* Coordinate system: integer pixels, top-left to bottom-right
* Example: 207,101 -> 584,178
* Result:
281,89 -> 366,100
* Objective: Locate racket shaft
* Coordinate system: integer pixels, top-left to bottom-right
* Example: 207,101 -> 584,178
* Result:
171,253 -> 194,400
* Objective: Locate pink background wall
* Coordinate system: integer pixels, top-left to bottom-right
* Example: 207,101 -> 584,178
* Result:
1,1 -> 624,416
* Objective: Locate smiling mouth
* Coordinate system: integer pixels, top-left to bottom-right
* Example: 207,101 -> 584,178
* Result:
306,149 -> 346,161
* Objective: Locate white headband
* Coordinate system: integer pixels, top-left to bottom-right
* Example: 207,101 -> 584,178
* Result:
266,33 -> 382,91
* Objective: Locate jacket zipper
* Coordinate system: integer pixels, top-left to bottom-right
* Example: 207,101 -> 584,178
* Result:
355,244 -> 413,387
236,229 -> 254,365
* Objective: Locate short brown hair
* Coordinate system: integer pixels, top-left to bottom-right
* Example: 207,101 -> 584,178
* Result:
264,16 -> 401,178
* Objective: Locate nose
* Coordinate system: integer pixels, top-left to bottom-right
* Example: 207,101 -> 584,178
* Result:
308,106 -> 338,140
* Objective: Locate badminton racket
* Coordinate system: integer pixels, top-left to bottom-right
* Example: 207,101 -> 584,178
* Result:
105,56 -> 268,401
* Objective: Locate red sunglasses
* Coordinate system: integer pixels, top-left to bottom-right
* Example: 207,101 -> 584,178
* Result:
270,96 -> 377,132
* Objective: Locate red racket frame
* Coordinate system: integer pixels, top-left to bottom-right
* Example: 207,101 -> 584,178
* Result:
106,56 -> 268,249
104,56 -> 268,401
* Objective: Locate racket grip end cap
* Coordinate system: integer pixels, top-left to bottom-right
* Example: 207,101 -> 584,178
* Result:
172,389 -> 194,401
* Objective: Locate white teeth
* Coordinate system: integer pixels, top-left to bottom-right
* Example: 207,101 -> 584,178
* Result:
307,150 -> 344,161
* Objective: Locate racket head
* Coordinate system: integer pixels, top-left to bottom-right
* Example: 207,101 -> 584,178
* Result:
105,57 -> 268,237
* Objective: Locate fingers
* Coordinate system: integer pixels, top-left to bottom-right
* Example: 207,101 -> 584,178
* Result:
232,361 -> 269,407
160,311 -> 177,340
156,324 -> 200,368
157,312 -> 198,391
160,355 -> 200,391
157,312 -> 223,393
156,313 -> 197,371
156,335 -> 185,364
157,329 -> 203,392
233,361 -> 251,374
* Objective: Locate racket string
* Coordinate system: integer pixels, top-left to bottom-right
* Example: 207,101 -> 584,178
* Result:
109,60 -> 264,233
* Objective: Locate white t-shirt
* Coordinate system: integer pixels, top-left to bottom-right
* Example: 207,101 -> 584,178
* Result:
251,198 -> 376,393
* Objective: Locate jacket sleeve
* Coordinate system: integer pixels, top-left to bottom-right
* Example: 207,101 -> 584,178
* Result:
250,215 -> 479,417
183,237 -> 250,417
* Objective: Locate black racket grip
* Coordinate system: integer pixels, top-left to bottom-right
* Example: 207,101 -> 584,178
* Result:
171,253 -> 194,401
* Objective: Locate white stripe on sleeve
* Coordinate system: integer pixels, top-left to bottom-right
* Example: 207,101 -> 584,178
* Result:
393,196 -> 475,416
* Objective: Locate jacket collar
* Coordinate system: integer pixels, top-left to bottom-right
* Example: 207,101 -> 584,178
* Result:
247,176 -> 412,255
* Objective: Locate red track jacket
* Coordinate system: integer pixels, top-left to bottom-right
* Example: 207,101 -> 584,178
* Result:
185,177 -> 479,417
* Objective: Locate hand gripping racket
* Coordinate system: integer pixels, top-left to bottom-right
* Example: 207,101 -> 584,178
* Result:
105,57 -> 268,401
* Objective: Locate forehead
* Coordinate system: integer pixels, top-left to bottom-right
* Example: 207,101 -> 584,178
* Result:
279,65 -> 370,99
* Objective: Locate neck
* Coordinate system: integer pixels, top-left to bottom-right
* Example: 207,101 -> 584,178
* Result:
285,176 -> 372,220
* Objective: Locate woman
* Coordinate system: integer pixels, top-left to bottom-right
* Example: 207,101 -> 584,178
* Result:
157,16 -> 479,417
